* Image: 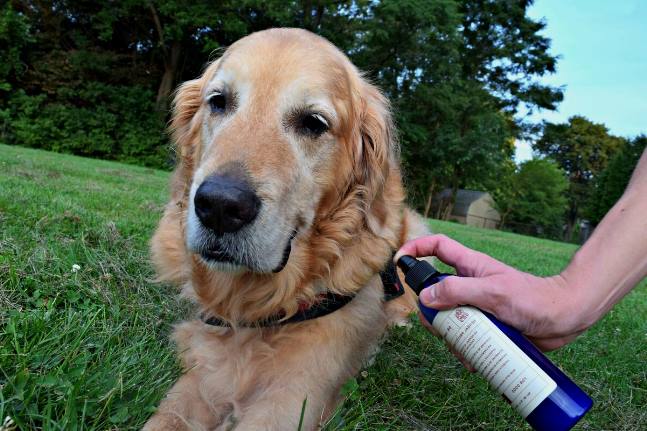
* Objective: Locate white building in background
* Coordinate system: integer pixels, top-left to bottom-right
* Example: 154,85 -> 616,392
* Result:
433,189 -> 501,229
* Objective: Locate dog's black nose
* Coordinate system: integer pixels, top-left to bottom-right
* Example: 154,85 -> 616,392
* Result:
194,174 -> 261,234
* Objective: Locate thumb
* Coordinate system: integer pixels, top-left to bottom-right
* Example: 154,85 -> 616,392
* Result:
420,276 -> 499,312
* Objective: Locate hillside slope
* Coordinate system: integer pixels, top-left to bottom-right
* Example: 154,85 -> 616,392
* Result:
1,144 -> 645,429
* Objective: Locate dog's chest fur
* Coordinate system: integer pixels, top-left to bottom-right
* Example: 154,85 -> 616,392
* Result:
169,278 -> 387,429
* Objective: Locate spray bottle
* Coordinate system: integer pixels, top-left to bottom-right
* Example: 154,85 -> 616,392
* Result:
396,255 -> 593,431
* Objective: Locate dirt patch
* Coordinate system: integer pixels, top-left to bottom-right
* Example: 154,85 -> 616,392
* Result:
15,170 -> 36,179
105,221 -> 121,241
47,170 -> 62,179
98,168 -> 133,179
62,210 -> 81,223
140,201 -> 164,213
85,181 -> 102,191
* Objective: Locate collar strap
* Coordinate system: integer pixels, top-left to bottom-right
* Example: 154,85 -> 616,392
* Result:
203,254 -> 404,328
203,291 -> 355,328
381,258 -> 405,301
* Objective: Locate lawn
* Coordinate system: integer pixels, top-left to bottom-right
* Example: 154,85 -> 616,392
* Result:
1,144 -> 645,430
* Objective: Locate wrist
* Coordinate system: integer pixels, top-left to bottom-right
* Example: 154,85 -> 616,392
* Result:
550,270 -> 599,335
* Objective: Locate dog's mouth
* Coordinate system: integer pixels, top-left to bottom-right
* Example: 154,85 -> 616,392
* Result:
199,229 -> 297,273
273,229 -> 297,273
200,248 -> 238,265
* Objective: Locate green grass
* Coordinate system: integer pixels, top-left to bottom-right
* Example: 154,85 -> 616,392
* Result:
1,144 -> 645,430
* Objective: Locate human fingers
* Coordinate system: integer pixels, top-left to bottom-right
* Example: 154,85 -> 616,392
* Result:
419,275 -> 507,316
395,234 -> 509,277
421,275 -> 581,352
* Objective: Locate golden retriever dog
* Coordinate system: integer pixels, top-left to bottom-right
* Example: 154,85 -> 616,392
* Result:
145,28 -> 428,430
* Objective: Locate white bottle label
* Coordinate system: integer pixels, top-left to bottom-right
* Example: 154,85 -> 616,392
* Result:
432,306 -> 557,418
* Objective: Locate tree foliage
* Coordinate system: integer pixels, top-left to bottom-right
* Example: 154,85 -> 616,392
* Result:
476,150 -> 518,227
1,0 -> 562,209
505,158 -> 568,237
458,0 -> 562,114
0,3 -> 32,91
534,116 -> 626,239
352,0 -> 561,212
0,3 -> 33,133
586,135 -> 646,224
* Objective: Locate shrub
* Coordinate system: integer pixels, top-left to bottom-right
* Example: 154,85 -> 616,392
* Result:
5,85 -> 170,169
506,159 -> 569,238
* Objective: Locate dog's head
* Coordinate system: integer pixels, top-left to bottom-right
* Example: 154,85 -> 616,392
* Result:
153,29 -> 405,318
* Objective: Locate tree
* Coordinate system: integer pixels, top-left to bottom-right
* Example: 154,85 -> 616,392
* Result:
586,135 -> 646,224
471,145 -> 518,227
506,159 -> 568,237
535,116 -> 626,240
142,0 -> 343,110
0,3 -> 33,139
350,0 -> 486,216
351,0 -> 561,214
458,0 -> 563,116
0,4 -> 31,91
4,0 -> 359,165
3,0 -> 563,183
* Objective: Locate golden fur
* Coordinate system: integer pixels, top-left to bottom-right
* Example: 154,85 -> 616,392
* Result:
145,28 -> 426,430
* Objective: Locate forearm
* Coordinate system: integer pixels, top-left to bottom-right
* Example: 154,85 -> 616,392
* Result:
562,149 -> 647,330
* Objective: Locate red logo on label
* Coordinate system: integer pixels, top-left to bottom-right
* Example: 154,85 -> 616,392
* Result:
454,309 -> 469,322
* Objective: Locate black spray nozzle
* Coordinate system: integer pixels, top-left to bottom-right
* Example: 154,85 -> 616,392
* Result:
396,255 -> 440,295
396,255 -> 418,273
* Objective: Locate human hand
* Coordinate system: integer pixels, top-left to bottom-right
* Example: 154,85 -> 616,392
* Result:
395,235 -> 590,352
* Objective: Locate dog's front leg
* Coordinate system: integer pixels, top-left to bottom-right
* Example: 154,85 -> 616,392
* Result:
224,391 -> 325,431
144,369 -> 231,431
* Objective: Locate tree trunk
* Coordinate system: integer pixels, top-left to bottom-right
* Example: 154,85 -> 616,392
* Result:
423,179 -> 437,218
443,167 -> 461,220
156,41 -> 182,111
148,2 -> 182,112
499,208 -> 511,229
302,0 -> 313,28
312,4 -> 325,29
302,1 -> 325,30
423,193 -> 433,219
564,204 -> 578,242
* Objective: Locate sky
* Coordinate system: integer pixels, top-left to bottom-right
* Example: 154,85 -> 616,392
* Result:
514,0 -> 647,162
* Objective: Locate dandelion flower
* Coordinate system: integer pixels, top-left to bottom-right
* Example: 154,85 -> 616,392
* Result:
2,416 -> 15,430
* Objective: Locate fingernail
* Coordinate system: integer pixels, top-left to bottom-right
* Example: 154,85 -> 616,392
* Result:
393,251 -> 403,263
420,287 -> 436,306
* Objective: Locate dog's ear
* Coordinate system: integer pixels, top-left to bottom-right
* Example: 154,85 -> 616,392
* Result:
170,77 -> 204,177
167,58 -> 221,200
353,81 -> 397,199
164,78 -> 202,203
151,78 -> 205,285
171,79 -> 203,143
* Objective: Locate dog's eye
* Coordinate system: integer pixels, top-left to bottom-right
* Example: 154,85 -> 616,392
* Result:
300,113 -> 329,137
208,92 -> 226,114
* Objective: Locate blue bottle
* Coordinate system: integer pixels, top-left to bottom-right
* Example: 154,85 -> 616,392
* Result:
396,255 -> 593,431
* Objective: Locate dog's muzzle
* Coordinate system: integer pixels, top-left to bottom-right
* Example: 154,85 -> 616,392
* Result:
191,172 -> 296,273
194,173 -> 261,235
